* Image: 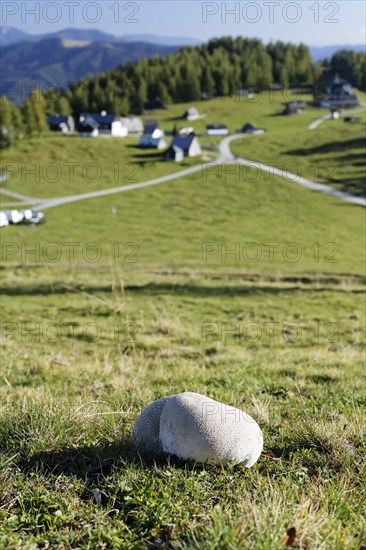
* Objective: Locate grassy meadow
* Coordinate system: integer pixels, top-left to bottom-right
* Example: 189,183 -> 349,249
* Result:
231,108 -> 366,197
0,91 -> 325,200
0,90 -> 365,549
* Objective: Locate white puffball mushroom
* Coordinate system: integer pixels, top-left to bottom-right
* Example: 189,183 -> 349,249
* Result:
134,392 -> 263,467
133,395 -> 173,454
159,392 -> 263,466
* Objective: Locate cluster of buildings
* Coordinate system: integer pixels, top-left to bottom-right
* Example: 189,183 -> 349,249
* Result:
45,74 -> 358,163
48,112 -> 144,137
47,107 -> 270,161
281,75 -> 359,115
46,107 -> 234,161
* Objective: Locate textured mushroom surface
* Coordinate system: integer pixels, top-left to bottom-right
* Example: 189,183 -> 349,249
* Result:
159,392 -> 263,466
134,392 -> 263,466
133,395 -> 173,454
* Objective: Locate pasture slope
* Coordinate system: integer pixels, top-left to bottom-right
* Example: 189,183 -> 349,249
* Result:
0,91 -> 365,549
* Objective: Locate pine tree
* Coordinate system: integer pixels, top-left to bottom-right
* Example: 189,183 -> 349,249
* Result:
0,96 -> 13,148
22,98 -> 37,138
157,81 -> 171,105
10,101 -> 23,139
280,66 -> 289,90
134,76 -> 148,114
28,90 -> 48,135
55,96 -> 72,115
60,37 -> 317,111
331,50 -> 366,90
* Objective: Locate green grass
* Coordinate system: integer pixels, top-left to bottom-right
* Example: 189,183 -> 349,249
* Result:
0,91 -> 365,549
1,165 -> 365,273
145,90 -> 328,134
0,91 -> 326,201
0,135 -> 204,200
1,273 -> 365,548
1,91 -> 364,205
230,96 -> 366,197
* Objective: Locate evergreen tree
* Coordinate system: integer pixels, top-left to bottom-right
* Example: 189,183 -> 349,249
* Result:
331,50 -> 366,90
10,101 -> 23,139
57,37 -> 316,112
280,66 -> 289,90
0,96 -> 13,148
56,96 -> 72,115
22,100 -> 36,137
23,90 -> 48,136
296,44 -> 314,84
133,75 -> 148,113
157,81 -> 171,105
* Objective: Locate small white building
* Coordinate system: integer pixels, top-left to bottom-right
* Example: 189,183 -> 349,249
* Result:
166,145 -> 184,162
143,119 -> 164,139
183,107 -> 200,121
139,119 -> 165,148
242,123 -> 266,135
78,112 -> 128,137
206,124 -> 229,136
102,121 -> 128,137
166,136 -> 201,160
121,117 -> 144,134
47,115 -> 75,134
139,136 -> 166,149
319,74 -> 359,108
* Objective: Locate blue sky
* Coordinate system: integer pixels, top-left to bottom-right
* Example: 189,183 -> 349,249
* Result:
2,1 -> 366,45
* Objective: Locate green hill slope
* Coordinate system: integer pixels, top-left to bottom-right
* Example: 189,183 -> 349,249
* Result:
0,91 -> 365,550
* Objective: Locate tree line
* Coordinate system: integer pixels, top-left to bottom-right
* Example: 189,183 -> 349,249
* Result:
0,90 -> 48,149
1,38 -> 365,149
63,38 -> 315,115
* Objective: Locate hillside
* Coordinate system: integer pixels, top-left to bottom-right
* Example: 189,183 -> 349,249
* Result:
1,96 -> 365,548
1,81 -> 366,547
1,38 -> 180,103
63,37 -> 315,115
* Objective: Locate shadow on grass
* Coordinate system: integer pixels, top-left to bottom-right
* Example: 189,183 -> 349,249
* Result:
268,111 -> 288,117
169,115 -> 185,121
285,136 -> 365,156
326,152 -> 366,164
17,438 -> 224,481
284,140 -> 366,196
1,278 -> 365,297
328,179 -> 366,197
18,438 -> 136,479
128,150 -> 165,161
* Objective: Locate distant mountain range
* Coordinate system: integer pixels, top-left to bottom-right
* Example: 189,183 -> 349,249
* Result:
309,44 -> 365,62
1,37 -> 180,103
2,26 -> 364,55
0,26 -> 202,47
1,26 -> 364,104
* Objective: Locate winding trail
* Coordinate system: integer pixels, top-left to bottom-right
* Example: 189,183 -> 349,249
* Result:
307,104 -> 366,130
1,108 -> 365,211
307,113 -> 332,130
0,187 -> 41,203
0,174 -> 44,204
33,162 -> 213,211
220,135 -> 366,207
